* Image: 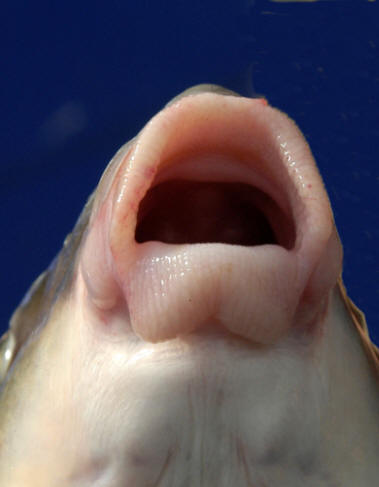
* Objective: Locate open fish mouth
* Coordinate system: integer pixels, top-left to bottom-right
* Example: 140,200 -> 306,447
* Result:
133,86 -> 296,251
127,95 -> 297,252
80,90 -> 342,345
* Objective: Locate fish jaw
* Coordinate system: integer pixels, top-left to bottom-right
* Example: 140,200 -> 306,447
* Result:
80,91 -> 342,345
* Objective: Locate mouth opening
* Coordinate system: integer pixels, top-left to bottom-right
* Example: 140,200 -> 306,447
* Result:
135,178 -> 296,249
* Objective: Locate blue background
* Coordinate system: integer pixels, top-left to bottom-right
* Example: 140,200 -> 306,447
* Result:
1,0 -> 378,344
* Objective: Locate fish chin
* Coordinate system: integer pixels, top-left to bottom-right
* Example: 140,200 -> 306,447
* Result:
50,317 -> 329,486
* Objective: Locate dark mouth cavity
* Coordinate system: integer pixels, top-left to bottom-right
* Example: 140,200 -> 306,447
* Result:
135,180 -> 295,249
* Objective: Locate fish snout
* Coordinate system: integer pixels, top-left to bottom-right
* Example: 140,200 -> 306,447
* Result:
80,90 -> 343,344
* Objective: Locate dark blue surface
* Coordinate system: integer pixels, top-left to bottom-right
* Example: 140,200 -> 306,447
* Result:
1,0 -> 378,344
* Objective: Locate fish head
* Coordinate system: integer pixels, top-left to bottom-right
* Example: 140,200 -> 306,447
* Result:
0,85 -> 378,486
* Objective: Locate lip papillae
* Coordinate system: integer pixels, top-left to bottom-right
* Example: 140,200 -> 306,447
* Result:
81,92 -> 342,344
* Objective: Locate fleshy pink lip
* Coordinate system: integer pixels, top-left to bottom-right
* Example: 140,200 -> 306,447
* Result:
82,91 -> 342,344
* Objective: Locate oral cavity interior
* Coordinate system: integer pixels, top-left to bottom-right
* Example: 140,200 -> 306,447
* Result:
135,180 -> 294,248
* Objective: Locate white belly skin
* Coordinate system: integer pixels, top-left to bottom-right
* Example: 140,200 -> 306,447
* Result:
0,287 -> 377,487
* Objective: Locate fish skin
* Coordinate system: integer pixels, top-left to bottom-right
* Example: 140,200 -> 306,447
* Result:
0,84 -> 378,486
